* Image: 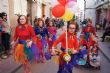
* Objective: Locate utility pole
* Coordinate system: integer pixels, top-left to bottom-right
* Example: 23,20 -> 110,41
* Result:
84,0 -> 86,19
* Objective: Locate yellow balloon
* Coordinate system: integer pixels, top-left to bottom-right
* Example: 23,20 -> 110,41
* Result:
61,10 -> 74,21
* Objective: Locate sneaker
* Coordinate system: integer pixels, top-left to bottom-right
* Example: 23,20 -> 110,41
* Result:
1,54 -> 8,59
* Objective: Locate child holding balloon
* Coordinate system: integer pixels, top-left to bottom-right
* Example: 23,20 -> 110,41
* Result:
52,21 -> 79,73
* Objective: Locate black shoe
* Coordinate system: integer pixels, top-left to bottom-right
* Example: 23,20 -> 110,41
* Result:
100,37 -> 103,38
101,40 -> 104,42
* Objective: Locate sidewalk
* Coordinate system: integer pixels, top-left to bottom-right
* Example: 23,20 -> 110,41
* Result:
97,30 -> 110,62
0,55 -> 21,73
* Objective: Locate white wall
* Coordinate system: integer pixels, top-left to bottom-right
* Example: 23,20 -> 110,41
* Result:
85,9 -> 96,26
0,0 -> 10,26
85,0 -> 96,26
14,0 -> 27,15
37,2 -> 42,18
45,3 -> 51,18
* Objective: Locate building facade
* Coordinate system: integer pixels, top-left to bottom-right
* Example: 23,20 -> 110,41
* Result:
95,0 -> 110,27
84,0 -> 96,26
0,0 -> 52,27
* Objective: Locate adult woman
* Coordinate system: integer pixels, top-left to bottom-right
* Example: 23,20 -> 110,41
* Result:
101,22 -> 110,42
52,21 -> 79,73
1,12 -> 11,59
11,15 -> 37,73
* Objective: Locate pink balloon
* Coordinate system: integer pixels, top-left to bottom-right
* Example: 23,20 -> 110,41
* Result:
66,1 -> 76,8
66,1 -> 79,13
68,0 -> 76,2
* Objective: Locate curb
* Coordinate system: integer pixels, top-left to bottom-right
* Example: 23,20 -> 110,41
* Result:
10,65 -> 22,73
99,48 -> 110,63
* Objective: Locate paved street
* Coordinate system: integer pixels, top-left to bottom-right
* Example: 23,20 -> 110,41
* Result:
15,51 -> 110,73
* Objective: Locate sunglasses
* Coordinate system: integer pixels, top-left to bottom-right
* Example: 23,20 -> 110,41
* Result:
3,14 -> 7,16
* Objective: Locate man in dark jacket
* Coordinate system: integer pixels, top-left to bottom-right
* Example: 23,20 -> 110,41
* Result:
101,22 -> 110,42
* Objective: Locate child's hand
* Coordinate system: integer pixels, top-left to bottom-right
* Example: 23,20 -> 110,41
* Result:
51,47 -> 56,55
26,40 -> 32,48
11,41 -> 15,45
49,38 -> 52,41
72,50 -> 78,54
37,34 -> 42,39
11,41 -> 15,49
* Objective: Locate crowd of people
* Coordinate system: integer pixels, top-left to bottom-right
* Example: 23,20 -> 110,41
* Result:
0,13 -> 102,73
10,15 -> 66,73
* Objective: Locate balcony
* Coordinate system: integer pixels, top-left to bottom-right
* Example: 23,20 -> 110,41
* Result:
95,0 -> 109,8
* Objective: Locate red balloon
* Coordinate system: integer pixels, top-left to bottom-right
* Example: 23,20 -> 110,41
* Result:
58,0 -> 68,6
52,4 -> 65,18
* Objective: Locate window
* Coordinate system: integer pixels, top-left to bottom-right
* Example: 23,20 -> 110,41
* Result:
14,0 -> 27,15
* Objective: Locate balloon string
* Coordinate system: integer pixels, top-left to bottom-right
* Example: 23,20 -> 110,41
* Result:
66,23 -> 68,53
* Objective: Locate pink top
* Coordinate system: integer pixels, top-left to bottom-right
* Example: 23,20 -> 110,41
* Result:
48,26 -> 57,35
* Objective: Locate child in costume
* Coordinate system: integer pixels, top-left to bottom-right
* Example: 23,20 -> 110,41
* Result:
34,18 -> 49,62
48,20 -> 57,52
52,21 -> 79,73
88,41 -> 100,68
81,19 -> 97,42
11,15 -> 38,73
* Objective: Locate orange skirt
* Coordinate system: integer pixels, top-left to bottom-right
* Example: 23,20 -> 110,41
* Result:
14,44 -> 28,64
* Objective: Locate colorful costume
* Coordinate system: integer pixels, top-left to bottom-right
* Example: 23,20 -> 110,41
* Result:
88,41 -> 100,68
78,40 -> 88,65
80,23 -> 99,67
34,26 -> 50,61
13,24 -> 38,64
88,41 -> 99,57
53,32 -> 79,73
48,26 -> 57,50
81,24 -> 96,42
